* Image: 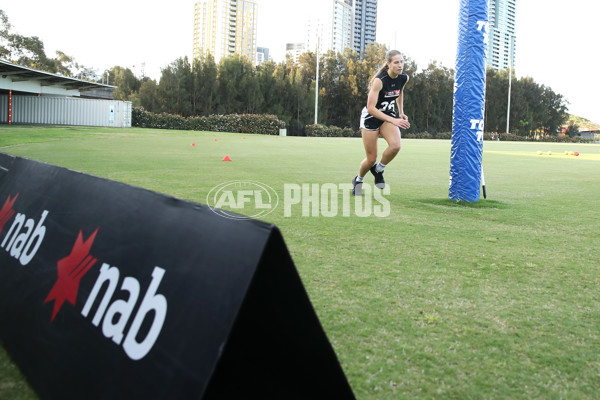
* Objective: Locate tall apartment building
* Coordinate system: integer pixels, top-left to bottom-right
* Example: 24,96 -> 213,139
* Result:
486,0 -> 517,70
333,0 -> 354,53
257,47 -> 270,64
353,0 -> 377,57
307,0 -> 377,57
307,0 -> 354,54
286,43 -> 306,64
193,0 -> 258,65
306,6 -> 333,53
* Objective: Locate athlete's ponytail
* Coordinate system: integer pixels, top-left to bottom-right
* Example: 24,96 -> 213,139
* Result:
369,49 -> 402,89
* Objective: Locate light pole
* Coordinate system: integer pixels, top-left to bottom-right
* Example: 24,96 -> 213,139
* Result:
314,36 -> 320,125
505,35 -> 514,134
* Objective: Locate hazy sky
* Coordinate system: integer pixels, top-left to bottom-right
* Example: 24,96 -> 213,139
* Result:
2,0 -> 599,123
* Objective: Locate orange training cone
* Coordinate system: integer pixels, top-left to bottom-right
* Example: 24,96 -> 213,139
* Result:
222,156 -> 232,161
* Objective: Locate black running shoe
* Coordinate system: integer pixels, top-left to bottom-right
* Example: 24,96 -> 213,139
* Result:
352,176 -> 363,196
370,164 -> 385,189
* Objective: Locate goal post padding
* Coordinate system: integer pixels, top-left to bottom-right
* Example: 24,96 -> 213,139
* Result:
450,0 -> 489,202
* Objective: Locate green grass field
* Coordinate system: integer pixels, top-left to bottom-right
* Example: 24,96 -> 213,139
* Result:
1,126 -> 599,399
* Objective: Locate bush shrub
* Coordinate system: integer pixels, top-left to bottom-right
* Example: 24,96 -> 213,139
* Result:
306,124 -> 360,137
132,107 -> 285,135
342,127 -> 356,137
305,124 -> 325,137
499,133 -> 527,142
132,108 -> 594,143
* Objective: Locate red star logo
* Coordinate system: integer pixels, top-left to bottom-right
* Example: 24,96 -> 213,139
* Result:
0,193 -> 19,234
44,228 -> 100,322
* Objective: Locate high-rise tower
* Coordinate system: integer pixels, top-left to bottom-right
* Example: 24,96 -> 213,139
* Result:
486,0 -> 517,70
353,0 -> 377,57
305,0 -> 378,57
307,0 -> 359,55
333,0 -> 354,54
193,0 -> 258,64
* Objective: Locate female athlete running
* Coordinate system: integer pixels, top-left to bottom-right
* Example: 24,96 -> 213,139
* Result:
352,49 -> 410,196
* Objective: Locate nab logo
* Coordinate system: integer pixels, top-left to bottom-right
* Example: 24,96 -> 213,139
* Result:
44,228 -> 169,361
0,193 -> 48,266
44,228 -> 167,360
0,192 -> 168,361
207,180 -> 279,220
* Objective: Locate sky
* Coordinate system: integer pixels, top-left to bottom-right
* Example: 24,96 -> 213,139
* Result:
2,0 -> 599,124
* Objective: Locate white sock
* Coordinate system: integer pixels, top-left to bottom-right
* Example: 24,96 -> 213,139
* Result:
356,175 -> 364,183
376,162 -> 386,173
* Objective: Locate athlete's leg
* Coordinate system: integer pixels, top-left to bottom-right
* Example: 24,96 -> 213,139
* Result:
379,122 -> 402,165
359,128 -> 379,177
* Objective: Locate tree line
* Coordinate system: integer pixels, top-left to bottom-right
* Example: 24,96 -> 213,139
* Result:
1,9 -> 569,136
112,45 -> 569,137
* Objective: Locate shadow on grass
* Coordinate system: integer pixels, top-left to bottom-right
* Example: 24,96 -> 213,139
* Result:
416,198 -> 510,209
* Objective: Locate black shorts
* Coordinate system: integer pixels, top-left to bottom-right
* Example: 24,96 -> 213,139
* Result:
360,107 -> 395,131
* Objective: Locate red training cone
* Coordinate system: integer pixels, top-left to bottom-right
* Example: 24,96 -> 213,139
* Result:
222,156 -> 232,161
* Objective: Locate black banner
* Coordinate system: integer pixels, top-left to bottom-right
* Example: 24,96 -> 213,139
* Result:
0,153 -> 355,399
